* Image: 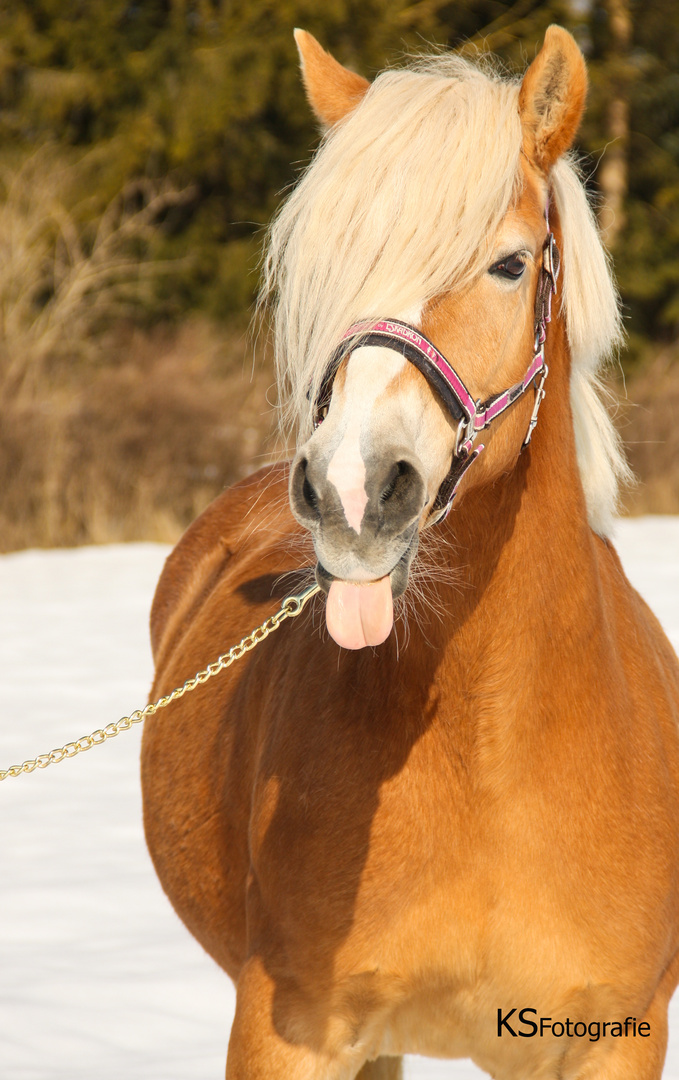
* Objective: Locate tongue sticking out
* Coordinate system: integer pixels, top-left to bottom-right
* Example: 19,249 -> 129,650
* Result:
326,576 -> 394,650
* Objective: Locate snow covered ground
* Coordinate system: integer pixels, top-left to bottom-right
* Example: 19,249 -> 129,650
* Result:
1,518 -> 679,1079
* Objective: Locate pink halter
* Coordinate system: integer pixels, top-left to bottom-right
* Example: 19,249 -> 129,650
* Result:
314,222 -> 560,522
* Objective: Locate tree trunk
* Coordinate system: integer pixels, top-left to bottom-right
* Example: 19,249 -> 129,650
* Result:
597,0 -> 632,248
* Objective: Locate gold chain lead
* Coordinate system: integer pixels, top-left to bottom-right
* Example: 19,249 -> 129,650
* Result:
0,581 -> 320,783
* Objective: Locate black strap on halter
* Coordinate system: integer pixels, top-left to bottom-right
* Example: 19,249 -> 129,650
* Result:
316,332 -> 469,428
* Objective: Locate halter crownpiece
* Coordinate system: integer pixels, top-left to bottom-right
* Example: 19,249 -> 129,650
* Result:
313,224 -> 560,524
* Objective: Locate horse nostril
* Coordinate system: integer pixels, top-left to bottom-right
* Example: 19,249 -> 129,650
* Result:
379,460 -> 412,504
376,459 -> 425,531
291,457 -> 321,524
302,472 -> 319,513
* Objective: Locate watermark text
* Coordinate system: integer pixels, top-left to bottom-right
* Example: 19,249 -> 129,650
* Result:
497,1009 -> 650,1042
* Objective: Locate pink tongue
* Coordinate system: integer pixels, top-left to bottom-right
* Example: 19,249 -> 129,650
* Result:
326,577 -> 394,650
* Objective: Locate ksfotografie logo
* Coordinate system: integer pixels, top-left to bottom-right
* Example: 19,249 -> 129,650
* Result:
497,1009 -> 650,1043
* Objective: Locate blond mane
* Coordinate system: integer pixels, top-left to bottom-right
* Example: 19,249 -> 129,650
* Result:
261,51 -> 628,535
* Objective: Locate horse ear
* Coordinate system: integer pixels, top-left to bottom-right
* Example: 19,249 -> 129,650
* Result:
519,25 -> 587,173
294,29 -> 370,128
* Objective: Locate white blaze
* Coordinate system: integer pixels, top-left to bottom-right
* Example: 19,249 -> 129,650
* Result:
327,411 -> 367,532
326,346 -> 408,534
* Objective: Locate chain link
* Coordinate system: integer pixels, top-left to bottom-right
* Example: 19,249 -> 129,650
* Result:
0,581 -> 320,783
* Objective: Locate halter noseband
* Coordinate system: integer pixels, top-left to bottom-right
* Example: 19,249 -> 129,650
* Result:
313,223 -> 560,524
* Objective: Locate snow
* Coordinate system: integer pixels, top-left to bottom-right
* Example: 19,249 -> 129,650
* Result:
1,518 -> 679,1079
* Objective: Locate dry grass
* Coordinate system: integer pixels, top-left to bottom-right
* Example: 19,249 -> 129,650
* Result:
0,149 -> 277,553
0,150 -> 193,402
617,345 -> 679,515
0,319 -> 276,552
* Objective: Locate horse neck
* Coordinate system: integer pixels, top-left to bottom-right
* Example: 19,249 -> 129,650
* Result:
430,308 -> 602,657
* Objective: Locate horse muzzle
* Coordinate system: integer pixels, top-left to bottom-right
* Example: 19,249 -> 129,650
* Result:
289,452 -> 423,648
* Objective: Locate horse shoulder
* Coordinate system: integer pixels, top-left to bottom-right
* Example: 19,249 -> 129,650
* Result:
150,462 -> 291,676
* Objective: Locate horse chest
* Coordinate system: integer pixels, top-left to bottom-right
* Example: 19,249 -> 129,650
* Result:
332,793 -> 657,1074
252,723 -> 671,1051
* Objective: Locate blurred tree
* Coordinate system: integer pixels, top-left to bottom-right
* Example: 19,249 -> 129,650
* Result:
581,0 -> 679,355
596,0 -> 631,247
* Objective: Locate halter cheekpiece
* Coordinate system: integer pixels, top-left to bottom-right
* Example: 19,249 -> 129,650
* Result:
313,219 -> 560,524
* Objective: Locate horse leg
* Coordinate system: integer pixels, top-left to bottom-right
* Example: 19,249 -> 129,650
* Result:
227,957 -> 389,1079
355,1057 -> 403,1079
226,958 -> 319,1078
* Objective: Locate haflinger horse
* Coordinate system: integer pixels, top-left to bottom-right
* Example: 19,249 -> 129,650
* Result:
142,25 -> 679,1080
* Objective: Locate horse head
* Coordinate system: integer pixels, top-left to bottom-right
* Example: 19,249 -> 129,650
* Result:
263,28 -> 622,650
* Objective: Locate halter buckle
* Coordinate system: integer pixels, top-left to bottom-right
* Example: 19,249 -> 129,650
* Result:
523,363 -> 549,448
454,407 -> 480,459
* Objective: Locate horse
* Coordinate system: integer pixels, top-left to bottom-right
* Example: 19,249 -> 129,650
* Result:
141,26 -> 679,1080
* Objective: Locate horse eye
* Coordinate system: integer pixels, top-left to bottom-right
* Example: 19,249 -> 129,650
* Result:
489,253 -> 526,279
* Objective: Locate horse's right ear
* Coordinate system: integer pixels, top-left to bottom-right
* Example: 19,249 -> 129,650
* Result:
519,25 -> 587,173
294,29 -> 370,129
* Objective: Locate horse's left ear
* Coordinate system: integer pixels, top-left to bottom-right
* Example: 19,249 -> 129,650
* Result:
519,25 -> 587,173
294,29 -> 370,128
